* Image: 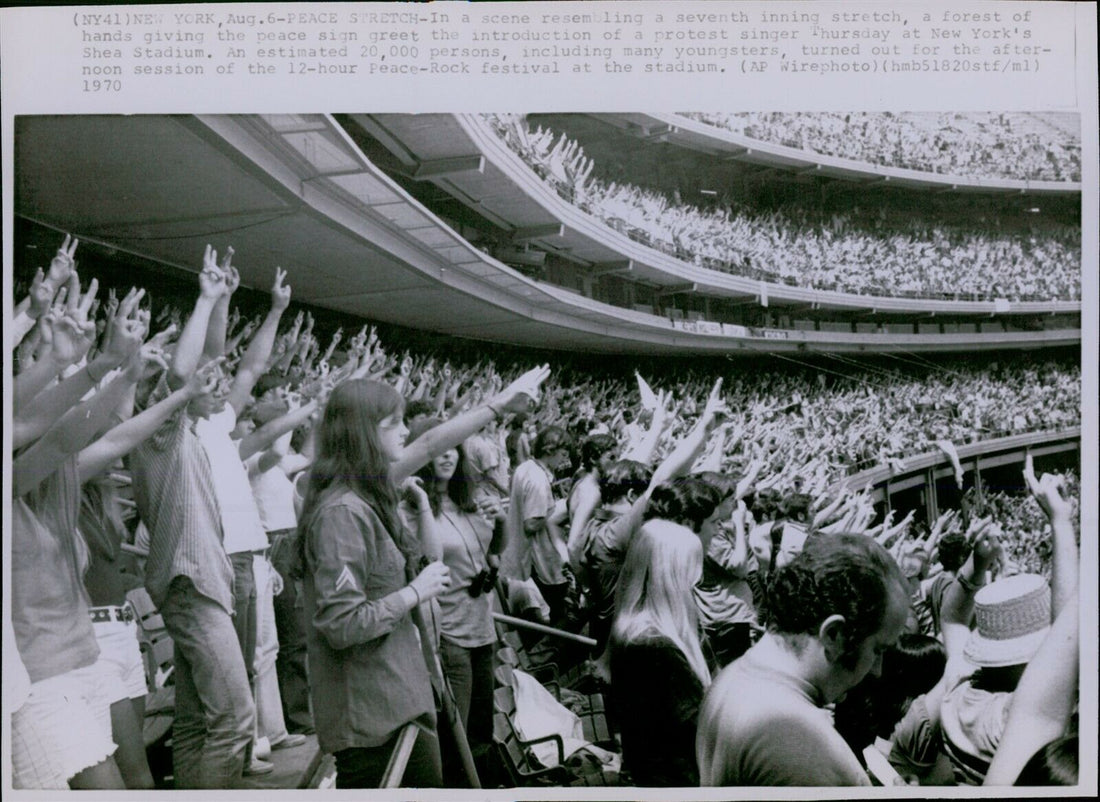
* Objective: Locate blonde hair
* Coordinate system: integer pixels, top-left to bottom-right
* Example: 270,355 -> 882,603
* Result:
611,520 -> 710,687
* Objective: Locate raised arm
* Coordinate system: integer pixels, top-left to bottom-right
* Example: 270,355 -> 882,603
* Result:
392,364 -> 550,483
621,390 -> 669,465
203,247 -> 237,361
225,266 -> 291,416
14,316 -> 145,497
77,356 -> 220,484
1023,455 -> 1077,618
170,245 -> 227,388
13,278 -> 123,449
238,396 -> 318,461
617,379 -> 727,537
650,378 -> 726,489
983,593 -> 1078,786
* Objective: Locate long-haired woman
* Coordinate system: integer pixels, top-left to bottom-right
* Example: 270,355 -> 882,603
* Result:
409,418 -> 504,777
298,366 -> 548,788
610,519 -> 711,786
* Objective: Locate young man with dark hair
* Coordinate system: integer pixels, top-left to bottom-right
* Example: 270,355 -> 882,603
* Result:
697,533 -> 911,786
500,426 -> 573,624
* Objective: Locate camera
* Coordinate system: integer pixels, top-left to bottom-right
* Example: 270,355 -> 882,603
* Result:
467,564 -> 499,597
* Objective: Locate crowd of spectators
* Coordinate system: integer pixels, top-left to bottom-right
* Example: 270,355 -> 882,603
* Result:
9,236 -> 1082,790
681,112 -> 1082,183
482,114 -> 1081,302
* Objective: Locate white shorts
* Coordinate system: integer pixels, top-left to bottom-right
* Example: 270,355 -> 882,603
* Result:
93,618 -> 148,699
10,661 -> 121,788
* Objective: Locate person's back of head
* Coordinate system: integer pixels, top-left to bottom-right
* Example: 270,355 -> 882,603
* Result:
645,473 -> 735,532
613,519 -> 709,686
937,530 -> 971,573
600,459 -> 652,505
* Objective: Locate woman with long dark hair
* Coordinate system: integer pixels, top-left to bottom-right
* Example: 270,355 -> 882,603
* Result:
298,367 -> 548,788
410,418 -> 504,777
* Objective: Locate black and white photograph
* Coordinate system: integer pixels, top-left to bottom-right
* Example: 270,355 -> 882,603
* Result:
3,2 -> 1097,799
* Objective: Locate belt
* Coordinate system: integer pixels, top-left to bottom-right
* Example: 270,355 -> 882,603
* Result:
89,604 -> 135,624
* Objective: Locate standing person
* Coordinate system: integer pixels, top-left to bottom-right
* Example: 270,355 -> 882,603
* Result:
128,253 -> 256,788
193,261 -> 293,775
299,366 -> 550,788
696,533 -> 911,786
410,418 -> 504,781
241,394 -> 318,737
610,520 -> 711,786
298,380 -> 450,788
501,426 -> 573,626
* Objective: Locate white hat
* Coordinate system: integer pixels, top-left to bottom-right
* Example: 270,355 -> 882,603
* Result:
964,573 -> 1051,668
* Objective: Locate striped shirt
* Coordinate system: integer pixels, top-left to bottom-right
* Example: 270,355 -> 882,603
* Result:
130,382 -> 234,614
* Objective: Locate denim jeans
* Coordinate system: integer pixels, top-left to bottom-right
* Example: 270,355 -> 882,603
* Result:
230,551 -> 258,686
253,555 -> 289,744
268,528 -> 313,733
160,576 -> 255,789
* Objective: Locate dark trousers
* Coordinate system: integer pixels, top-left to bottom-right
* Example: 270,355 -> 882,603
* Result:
533,576 -> 568,629
268,528 -> 314,733
334,728 -> 443,788
439,640 -> 494,785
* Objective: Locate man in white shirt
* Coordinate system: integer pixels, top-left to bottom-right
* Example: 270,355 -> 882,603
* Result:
193,262 -> 293,774
501,426 -> 572,626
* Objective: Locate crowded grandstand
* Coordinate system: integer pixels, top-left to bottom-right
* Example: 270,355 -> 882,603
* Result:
7,110 -> 1086,792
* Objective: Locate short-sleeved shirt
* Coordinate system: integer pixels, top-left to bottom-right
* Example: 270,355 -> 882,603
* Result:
195,406 -> 268,554
130,382 -> 234,614
889,695 -> 955,785
939,664 -> 1011,785
12,457 -> 100,683
245,451 -> 299,533
434,499 -> 496,649
464,433 -> 509,499
697,637 -> 871,786
502,459 -> 562,585
582,507 -> 636,626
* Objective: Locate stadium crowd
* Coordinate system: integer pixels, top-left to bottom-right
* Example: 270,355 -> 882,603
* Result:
483,113 -> 1081,302
681,112 -> 1082,183
8,237 -> 1082,790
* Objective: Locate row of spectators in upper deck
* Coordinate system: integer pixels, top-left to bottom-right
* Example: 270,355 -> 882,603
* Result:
481,115 -> 1080,303
682,112 -> 1082,183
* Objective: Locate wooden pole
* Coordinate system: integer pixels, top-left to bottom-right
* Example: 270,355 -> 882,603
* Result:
411,604 -> 481,788
380,723 -> 420,788
492,612 -> 598,648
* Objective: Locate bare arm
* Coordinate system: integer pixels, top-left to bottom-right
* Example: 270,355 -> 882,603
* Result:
1023,455 -> 1077,618
78,360 -> 216,484
566,481 -> 601,569
225,267 -> 290,416
983,596 -> 1078,786
170,249 -> 226,388
392,365 -> 550,483
202,249 -> 236,361
238,398 -> 317,461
